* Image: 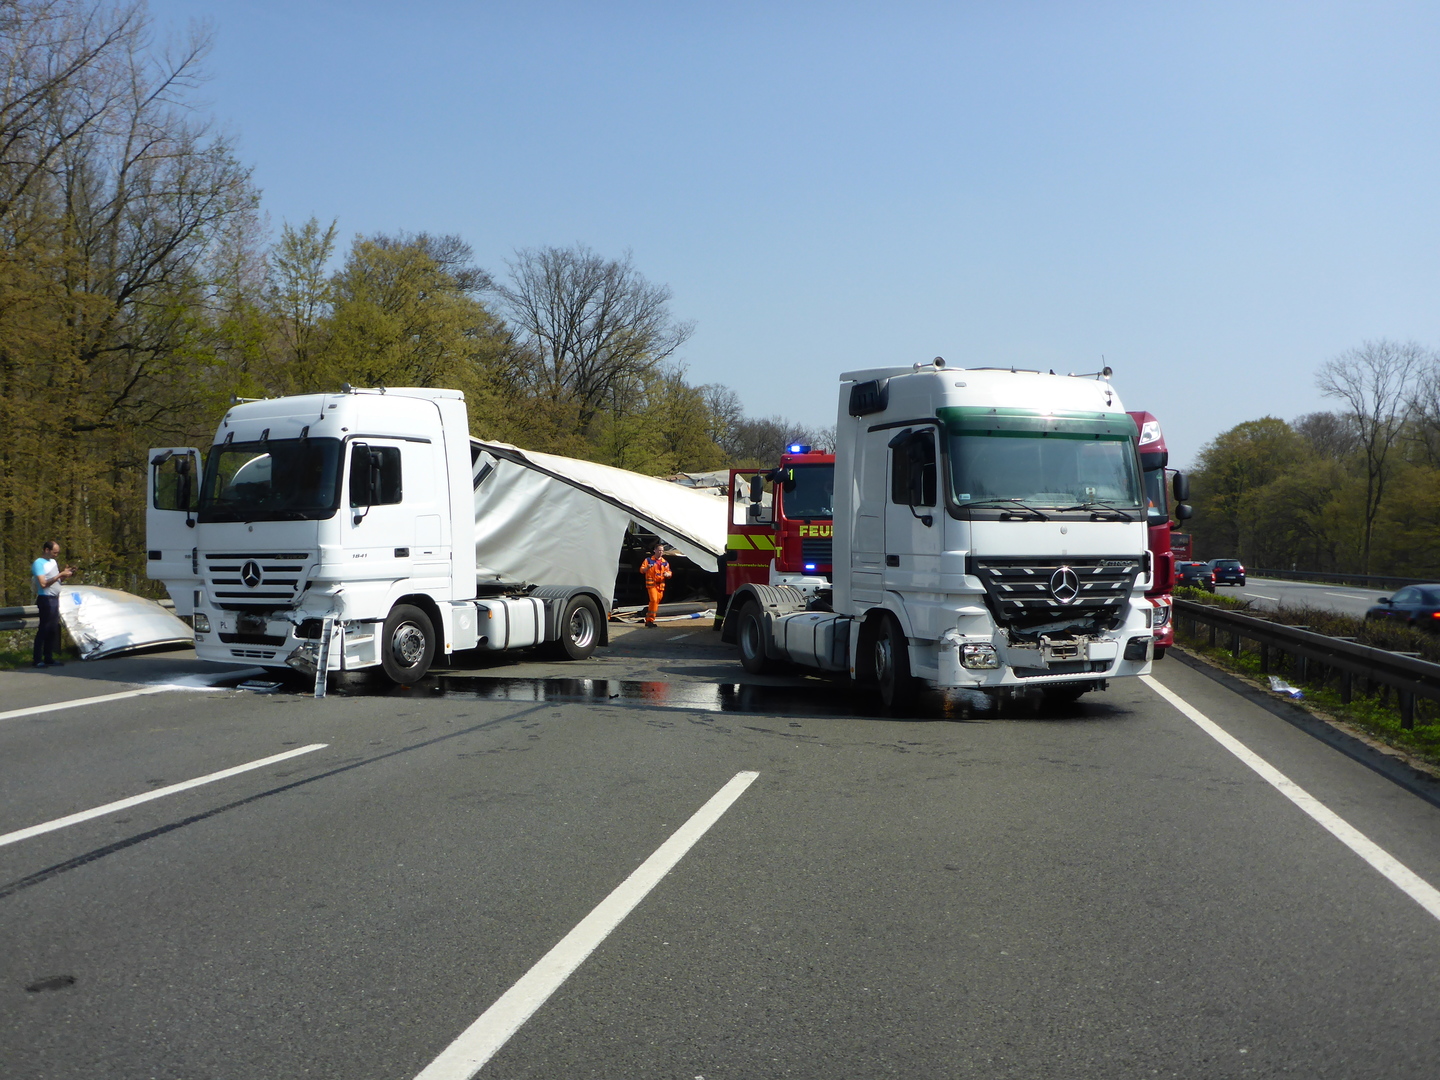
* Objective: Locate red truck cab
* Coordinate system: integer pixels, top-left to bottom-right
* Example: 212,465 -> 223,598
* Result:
1129,412 -> 1192,658
723,447 -> 834,615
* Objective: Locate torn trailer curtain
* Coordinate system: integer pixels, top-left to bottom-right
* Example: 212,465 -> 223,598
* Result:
58,585 -> 194,659
470,440 -> 728,599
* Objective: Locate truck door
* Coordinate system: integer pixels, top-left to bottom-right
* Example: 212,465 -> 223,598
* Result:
883,427 -> 942,595
146,447 -> 202,613
344,438 -> 446,592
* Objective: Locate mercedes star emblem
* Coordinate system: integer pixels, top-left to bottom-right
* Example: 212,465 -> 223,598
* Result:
1049,566 -> 1080,605
241,560 -> 263,588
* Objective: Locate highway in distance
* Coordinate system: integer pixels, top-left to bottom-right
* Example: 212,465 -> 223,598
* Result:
1227,576 -> 1396,619
3,628 -> 1440,1079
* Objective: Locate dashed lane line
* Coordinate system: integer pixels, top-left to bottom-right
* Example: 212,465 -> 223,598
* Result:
0,669 -> 267,724
0,744 -> 328,849
414,770 -> 761,1080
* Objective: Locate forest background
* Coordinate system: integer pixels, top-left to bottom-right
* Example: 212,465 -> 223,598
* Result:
1187,335 -> 1440,581
0,0 -> 830,605
5,1 -> 1440,609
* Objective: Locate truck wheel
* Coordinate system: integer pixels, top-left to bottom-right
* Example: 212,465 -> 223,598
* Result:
382,604 -> 435,685
553,595 -> 601,660
737,602 -> 774,675
874,616 -> 919,714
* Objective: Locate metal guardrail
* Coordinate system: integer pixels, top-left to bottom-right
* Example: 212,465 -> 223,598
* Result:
1174,598 -> 1440,729
0,598 -> 175,632
1249,567 -> 1431,591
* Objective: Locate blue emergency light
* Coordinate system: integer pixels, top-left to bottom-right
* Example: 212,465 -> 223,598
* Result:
788,443 -> 810,454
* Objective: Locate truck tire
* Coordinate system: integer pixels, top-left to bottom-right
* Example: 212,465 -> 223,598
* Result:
737,601 -> 775,675
874,615 -> 920,714
382,604 -> 435,685
552,594 -> 601,660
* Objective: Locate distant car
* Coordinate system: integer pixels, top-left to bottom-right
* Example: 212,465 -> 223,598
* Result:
1364,585 -> 1440,630
1207,558 -> 1246,586
1175,561 -> 1215,592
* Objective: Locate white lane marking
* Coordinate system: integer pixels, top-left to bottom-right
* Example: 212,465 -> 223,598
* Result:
1,685 -> 177,723
0,744 -> 327,849
1248,593 -> 1280,602
670,631 -> 697,641
1142,676 -> 1440,922
415,770 -> 761,1080
1324,591 -> 1369,600
0,668 -> 267,724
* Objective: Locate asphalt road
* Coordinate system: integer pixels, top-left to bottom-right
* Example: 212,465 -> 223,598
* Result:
1220,576 -> 1391,620
5,627 -> 1440,1079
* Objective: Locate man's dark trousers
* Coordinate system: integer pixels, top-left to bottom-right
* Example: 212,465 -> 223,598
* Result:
33,594 -> 60,665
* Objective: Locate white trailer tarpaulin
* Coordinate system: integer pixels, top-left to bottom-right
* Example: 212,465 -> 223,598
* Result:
470,440 -> 728,599
58,585 -> 194,659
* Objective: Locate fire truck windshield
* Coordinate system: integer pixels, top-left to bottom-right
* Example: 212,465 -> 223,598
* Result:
781,464 -> 834,520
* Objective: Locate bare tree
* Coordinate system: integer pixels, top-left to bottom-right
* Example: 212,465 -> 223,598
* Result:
1316,339 -> 1428,572
1407,354 -> 1440,470
1293,411 -> 1359,461
495,245 -> 694,435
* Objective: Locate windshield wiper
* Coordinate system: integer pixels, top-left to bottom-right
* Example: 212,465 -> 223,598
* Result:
1059,501 -> 1134,522
963,499 -> 1049,521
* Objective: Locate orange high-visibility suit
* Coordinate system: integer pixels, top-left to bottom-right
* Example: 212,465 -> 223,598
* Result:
640,553 -> 672,626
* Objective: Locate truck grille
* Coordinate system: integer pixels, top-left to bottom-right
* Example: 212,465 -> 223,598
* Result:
800,537 -> 832,567
967,555 -> 1140,633
205,552 -> 311,611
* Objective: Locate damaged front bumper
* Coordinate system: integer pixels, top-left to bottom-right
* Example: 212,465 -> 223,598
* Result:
938,625 -> 1153,687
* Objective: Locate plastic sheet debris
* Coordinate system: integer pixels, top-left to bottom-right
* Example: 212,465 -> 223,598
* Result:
1267,676 -> 1304,699
57,585 -> 194,659
237,680 -> 284,694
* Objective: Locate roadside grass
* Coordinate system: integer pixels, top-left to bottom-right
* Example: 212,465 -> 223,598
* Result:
0,628 -> 77,671
1173,587 -> 1440,767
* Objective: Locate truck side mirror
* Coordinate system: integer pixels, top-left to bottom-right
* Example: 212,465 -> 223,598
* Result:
175,456 -> 195,522
1172,472 -> 1190,502
1174,502 -> 1192,522
351,442 -> 373,523
748,475 -> 764,503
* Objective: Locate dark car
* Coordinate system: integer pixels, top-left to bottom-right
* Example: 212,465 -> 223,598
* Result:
1175,561 -> 1215,592
1207,558 -> 1246,586
1365,584 -> 1440,630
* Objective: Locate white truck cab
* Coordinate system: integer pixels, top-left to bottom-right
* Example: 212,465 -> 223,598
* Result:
721,360 -> 1155,710
147,387 -> 607,687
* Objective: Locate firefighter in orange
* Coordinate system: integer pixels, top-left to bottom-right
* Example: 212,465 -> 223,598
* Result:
640,542 -> 672,627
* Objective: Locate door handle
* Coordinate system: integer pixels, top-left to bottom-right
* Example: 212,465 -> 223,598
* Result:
886,555 -> 900,567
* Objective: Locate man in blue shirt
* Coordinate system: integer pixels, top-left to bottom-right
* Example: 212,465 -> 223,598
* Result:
32,540 -> 75,668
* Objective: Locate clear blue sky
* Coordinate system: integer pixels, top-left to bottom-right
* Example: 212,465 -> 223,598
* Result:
147,0 -> 1440,469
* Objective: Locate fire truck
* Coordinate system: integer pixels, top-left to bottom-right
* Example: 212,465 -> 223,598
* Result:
1128,411 -> 1192,658
721,445 -> 835,623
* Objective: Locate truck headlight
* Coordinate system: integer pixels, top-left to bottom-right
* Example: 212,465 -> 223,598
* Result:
193,613 -> 211,633
962,643 -> 1000,670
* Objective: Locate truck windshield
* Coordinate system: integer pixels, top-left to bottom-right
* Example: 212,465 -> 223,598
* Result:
197,438 -> 343,522
781,464 -> 834,519
939,408 -> 1142,512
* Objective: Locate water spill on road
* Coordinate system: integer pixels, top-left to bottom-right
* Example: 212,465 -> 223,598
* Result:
327,671 -> 1093,721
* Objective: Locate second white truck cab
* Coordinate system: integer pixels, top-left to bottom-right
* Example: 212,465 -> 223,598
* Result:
147,387 -> 610,687
722,360 -> 1155,710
